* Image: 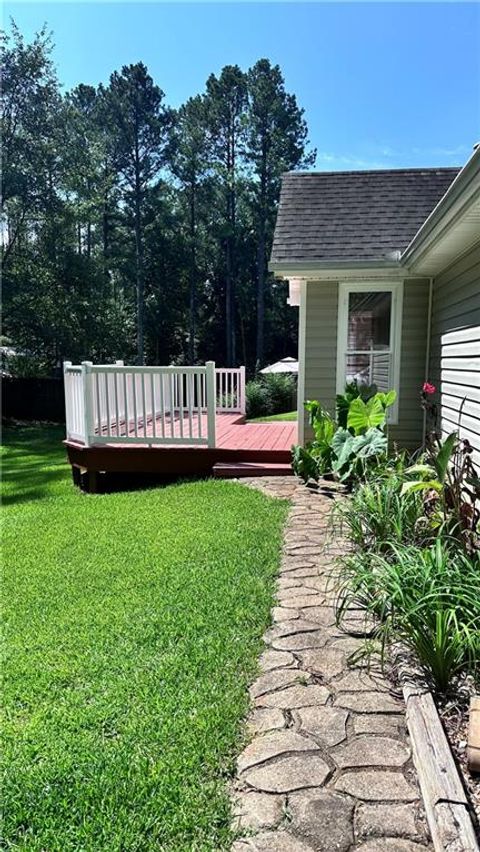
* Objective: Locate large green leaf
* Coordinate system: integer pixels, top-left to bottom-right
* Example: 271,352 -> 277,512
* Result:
347,396 -> 386,435
434,432 -> 457,483
400,479 -> 443,496
405,463 -> 436,478
331,428 -> 355,471
291,444 -> 320,483
353,428 -> 387,458
376,389 -> 397,408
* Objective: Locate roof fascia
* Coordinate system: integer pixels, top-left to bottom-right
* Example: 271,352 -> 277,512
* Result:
401,146 -> 480,270
269,259 -> 401,279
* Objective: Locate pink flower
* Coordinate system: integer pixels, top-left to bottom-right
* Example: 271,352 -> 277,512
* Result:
422,382 -> 436,395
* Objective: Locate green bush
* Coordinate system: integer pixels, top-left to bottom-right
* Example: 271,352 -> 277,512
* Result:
246,373 -> 296,419
336,541 -> 480,692
263,373 -> 296,415
245,380 -> 270,418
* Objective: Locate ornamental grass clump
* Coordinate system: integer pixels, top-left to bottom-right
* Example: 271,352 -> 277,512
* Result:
336,540 -> 480,692
334,473 -> 426,553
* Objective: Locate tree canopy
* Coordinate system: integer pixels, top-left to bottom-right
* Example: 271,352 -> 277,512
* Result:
1,25 -> 316,374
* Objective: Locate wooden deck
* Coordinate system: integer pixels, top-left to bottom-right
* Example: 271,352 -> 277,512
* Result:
65,413 -> 297,490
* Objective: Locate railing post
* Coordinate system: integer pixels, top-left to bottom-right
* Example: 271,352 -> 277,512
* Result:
63,361 -> 72,439
239,366 -> 246,415
206,361 -> 216,448
81,361 -> 94,448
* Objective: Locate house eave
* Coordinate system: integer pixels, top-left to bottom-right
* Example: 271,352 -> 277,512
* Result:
400,146 -> 480,275
269,258 -> 401,280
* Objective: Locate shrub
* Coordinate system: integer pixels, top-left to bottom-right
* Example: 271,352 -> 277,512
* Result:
245,373 -> 296,418
262,373 -> 296,414
245,380 -> 270,419
336,541 -> 480,692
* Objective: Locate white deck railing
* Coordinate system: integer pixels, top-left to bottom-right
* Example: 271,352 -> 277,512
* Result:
64,361 -> 245,448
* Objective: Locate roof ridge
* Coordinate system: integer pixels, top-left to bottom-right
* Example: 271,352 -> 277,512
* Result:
283,167 -> 461,177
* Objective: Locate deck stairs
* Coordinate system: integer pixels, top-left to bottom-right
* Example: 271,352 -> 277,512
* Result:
213,460 -> 293,478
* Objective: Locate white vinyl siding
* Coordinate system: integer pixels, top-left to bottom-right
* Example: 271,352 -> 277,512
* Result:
429,245 -> 480,467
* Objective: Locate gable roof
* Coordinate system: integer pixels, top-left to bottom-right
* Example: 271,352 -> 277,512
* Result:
270,167 -> 460,266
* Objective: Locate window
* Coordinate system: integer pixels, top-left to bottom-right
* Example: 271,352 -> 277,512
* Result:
336,282 -> 403,423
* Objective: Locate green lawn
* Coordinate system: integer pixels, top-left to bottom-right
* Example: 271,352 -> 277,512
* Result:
1,425 -> 288,852
249,410 -> 297,422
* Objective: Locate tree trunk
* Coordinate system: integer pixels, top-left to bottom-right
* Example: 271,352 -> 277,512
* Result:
102,186 -> 110,290
225,234 -> 233,366
225,122 -> 236,367
256,227 -> 266,366
189,180 -> 196,364
134,158 -> 144,365
256,142 -> 267,367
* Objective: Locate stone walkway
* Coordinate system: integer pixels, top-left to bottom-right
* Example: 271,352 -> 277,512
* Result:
231,477 -> 432,852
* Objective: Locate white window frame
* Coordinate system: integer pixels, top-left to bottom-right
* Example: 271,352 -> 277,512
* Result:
336,280 -> 404,425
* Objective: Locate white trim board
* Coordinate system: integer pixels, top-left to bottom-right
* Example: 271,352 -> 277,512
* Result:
335,280 -> 404,425
297,280 -> 307,445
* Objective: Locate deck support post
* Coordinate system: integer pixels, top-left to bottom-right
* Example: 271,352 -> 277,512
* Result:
206,361 -> 216,448
81,361 -> 94,448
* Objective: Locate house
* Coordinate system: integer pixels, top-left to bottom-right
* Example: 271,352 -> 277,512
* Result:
270,144 -> 480,465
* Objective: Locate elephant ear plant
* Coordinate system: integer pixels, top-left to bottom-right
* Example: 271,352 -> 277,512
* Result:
292,386 -> 396,486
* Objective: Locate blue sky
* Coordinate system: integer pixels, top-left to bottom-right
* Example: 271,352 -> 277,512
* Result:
4,2 -> 480,170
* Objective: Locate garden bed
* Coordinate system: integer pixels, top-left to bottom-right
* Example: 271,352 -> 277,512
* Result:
437,685 -> 480,828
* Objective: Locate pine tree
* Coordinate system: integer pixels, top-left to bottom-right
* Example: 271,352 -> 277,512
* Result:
245,59 -> 316,365
205,65 -> 248,366
103,63 -> 172,363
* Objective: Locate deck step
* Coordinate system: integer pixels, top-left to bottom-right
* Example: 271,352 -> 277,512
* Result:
213,461 -> 294,479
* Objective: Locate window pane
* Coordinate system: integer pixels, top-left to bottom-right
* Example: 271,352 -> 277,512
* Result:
346,353 -> 371,385
347,292 -> 391,352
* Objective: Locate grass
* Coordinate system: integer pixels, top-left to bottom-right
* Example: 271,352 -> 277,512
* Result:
248,410 -> 297,422
1,424 -> 288,851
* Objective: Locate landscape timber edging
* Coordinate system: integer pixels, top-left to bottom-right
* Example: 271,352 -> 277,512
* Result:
403,684 -> 479,852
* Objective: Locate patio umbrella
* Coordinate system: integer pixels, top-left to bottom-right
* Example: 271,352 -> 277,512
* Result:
259,357 -> 298,375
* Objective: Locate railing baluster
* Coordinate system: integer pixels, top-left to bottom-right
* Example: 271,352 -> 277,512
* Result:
122,371 -> 128,437
95,372 -> 101,435
178,373 -> 184,438
132,373 -> 138,437
150,373 -> 156,438
187,373 -> 193,439
159,374 -> 166,438
141,372 -> 147,438
114,371 -> 120,437
169,373 -> 175,438
197,373 -> 202,438
105,372 -> 111,437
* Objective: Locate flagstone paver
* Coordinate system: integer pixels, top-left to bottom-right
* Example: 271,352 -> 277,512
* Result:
230,477 -> 432,850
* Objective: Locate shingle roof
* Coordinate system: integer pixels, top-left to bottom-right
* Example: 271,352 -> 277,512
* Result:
270,167 -> 460,265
